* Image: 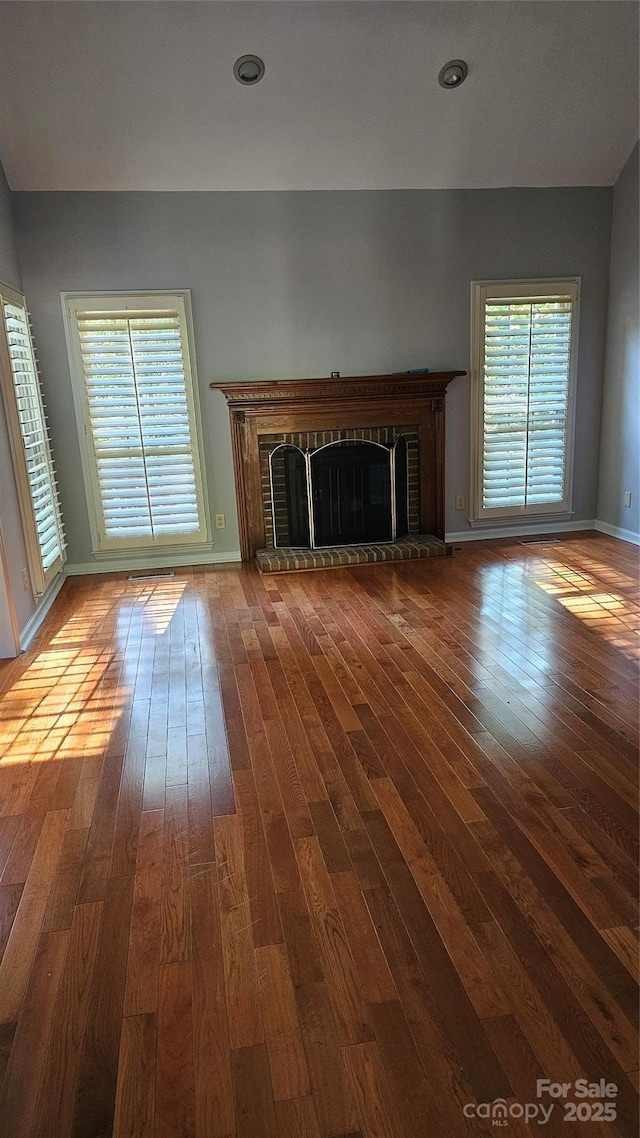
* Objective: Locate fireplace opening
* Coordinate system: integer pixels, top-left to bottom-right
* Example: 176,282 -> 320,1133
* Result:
282,447 -> 310,548
312,441 -> 391,545
269,437 -> 409,549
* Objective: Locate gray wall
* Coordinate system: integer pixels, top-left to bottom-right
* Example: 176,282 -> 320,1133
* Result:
597,143 -> 639,538
0,162 -> 35,642
0,163 -> 21,288
13,187 -> 612,565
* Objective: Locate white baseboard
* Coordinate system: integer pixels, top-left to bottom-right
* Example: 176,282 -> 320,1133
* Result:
593,519 -> 640,546
445,519 -> 596,543
19,570 -> 66,651
65,549 -> 242,576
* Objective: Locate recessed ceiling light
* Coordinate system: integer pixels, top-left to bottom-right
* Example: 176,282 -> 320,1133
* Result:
234,55 -> 265,86
438,60 -> 468,89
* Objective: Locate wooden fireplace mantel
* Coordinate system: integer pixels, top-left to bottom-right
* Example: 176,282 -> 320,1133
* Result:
211,371 -> 466,561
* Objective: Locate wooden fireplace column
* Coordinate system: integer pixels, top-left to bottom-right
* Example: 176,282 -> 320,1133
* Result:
211,372 -> 466,562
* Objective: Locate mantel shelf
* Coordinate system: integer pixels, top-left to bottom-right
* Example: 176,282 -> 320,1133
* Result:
211,370 -> 466,410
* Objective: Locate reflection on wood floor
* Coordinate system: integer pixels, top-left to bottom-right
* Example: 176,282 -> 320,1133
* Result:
0,532 -> 637,1137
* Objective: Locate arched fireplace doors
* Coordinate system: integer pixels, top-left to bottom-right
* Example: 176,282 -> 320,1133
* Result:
268,436 -> 409,550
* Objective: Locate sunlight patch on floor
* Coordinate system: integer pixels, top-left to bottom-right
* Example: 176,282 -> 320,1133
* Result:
0,578 -> 187,770
534,558 -> 639,659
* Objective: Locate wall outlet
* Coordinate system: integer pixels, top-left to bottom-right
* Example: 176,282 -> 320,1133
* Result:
623,491 -> 632,508
22,567 -> 30,591
214,513 -> 226,529
455,495 -> 465,511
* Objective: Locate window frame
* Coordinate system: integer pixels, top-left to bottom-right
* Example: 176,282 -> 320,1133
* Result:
0,281 -> 66,595
469,277 -> 580,527
62,290 -> 212,558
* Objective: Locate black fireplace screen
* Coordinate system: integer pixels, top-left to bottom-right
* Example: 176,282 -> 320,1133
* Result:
270,437 -> 409,549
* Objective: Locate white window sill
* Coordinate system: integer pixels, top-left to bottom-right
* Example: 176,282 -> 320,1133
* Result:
91,540 -> 215,562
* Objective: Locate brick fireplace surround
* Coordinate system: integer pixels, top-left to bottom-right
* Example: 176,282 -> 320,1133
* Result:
212,371 -> 465,566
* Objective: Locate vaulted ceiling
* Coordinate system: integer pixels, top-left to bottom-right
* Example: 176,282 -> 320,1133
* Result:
0,1 -> 637,191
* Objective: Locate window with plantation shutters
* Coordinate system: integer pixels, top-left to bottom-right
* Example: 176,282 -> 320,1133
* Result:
470,279 -> 579,524
0,285 -> 66,594
64,293 -> 209,554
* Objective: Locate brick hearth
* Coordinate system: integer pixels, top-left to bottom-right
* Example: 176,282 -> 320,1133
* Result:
255,533 -> 450,572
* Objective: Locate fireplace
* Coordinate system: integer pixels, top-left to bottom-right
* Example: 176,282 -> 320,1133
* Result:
270,437 -> 409,548
211,370 -> 466,562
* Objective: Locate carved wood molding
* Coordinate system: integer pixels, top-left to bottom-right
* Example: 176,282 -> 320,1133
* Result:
212,371 -> 465,409
212,371 -> 466,561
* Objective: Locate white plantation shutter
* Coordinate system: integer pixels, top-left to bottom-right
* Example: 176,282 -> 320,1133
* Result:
66,295 -> 209,552
471,280 -> 578,522
0,291 -> 66,593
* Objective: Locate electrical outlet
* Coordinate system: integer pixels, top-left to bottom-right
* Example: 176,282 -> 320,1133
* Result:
214,513 -> 226,529
455,495 -> 465,511
623,491 -> 632,508
22,567 -> 30,591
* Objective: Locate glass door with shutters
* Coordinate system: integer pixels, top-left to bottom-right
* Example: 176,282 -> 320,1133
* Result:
471,280 -> 579,522
0,287 -> 66,594
64,294 -> 209,554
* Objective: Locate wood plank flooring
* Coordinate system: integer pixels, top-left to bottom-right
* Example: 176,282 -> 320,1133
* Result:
0,532 -> 637,1137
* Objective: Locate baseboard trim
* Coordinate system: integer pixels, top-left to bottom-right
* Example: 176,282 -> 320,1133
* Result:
593,519 -> 640,546
445,519 -> 596,543
19,571 -> 66,651
65,549 -> 243,576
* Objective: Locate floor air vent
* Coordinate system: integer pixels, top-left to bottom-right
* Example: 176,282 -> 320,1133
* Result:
127,571 -> 176,581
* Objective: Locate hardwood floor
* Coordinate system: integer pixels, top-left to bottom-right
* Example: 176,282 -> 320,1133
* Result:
0,532 -> 637,1137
